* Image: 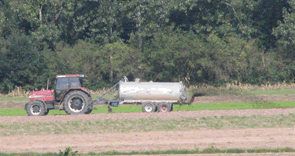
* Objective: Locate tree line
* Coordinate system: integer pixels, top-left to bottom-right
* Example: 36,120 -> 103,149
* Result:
1,0 -> 295,93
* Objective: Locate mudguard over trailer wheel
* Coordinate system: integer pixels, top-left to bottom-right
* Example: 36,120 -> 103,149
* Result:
64,91 -> 91,115
158,103 -> 172,112
25,101 -> 46,116
142,102 -> 157,113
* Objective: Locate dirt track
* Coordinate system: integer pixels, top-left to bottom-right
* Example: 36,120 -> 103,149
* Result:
1,127 -> 295,154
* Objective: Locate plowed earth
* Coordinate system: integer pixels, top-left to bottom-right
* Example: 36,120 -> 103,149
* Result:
1,108 -> 295,154
1,95 -> 295,154
0,127 -> 295,154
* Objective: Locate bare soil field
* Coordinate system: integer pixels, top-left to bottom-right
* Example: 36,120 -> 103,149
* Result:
1,95 -> 295,155
2,94 -> 295,109
0,127 -> 295,154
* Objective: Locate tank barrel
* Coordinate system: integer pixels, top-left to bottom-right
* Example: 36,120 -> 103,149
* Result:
96,76 -> 205,106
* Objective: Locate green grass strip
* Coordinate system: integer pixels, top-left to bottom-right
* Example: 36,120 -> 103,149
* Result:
1,101 -> 295,116
97,147 -> 295,155
2,88 -> 295,102
1,147 -> 295,155
1,113 -> 295,136
242,89 -> 295,95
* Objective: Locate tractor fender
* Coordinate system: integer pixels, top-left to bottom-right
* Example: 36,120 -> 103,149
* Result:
78,88 -> 91,97
62,88 -> 91,100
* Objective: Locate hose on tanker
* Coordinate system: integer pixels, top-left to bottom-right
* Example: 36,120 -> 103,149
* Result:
98,76 -> 127,99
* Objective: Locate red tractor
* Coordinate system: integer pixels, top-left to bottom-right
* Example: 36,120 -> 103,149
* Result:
25,74 -> 95,116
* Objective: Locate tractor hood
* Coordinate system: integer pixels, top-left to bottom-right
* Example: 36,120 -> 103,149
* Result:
29,90 -> 54,101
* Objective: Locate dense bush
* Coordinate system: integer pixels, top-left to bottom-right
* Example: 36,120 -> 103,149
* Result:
1,0 -> 295,93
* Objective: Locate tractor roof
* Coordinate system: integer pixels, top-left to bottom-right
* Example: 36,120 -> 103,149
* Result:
56,74 -> 85,78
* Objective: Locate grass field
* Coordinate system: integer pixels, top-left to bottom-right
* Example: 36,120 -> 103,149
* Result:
0,101 -> 295,116
1,88 -> 295,102
1,147 -> 295,156
242,89 -> 295,95
1,113 -> 295,136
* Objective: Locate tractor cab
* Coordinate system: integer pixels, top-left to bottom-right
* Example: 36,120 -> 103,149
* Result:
54,74 -> 87,102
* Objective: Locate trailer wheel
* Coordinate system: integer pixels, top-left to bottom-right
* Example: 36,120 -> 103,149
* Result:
84,98 -> 95,114
84,104 -> 93,114
84,109 -> 92,114
158,103 -> 172,112
25,101 -> 46,116
44,109 -> 50,115
142,103 -> 156,113
64,91 -> 91,115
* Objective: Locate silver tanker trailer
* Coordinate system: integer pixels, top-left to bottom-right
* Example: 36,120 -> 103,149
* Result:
96,76 -> 193,113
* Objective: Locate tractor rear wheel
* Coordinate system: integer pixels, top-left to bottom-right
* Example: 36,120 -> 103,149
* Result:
25,101 -> 46,116
64,91 -> 91,115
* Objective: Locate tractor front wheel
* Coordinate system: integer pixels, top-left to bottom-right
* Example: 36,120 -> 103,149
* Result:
25,101 -> 46,116
64,91 -> 91,115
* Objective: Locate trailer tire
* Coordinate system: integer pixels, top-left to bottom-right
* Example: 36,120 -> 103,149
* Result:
84,106 -> 93,114
158,103 -> 172,112
142,102 -> 156,113
64,91 -> 91,115
25,101 -> 46,116
84,109 -> 92,114
85,99 -> 94,114
44,109 -> 50,115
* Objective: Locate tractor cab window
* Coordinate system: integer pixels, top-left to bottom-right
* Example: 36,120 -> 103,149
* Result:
69,77 -> 81,88
56,77 -> 69,90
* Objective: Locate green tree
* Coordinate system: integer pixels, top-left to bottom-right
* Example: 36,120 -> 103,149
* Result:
272,0 -> 295,81
142,27 -> 204,83
8,0 -> 76,49
98,41 -> 141,83
0,32 -> 49,93
0,0 -> 19,37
